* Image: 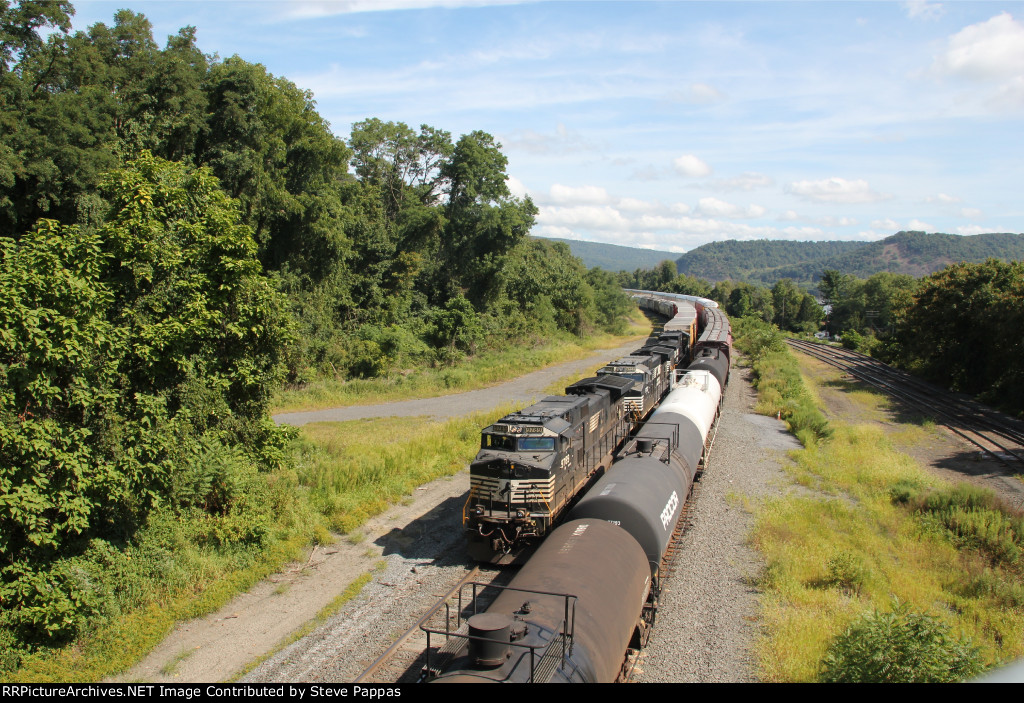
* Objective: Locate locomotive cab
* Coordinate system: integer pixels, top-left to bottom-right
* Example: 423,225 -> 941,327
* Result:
466,411 -> 575,563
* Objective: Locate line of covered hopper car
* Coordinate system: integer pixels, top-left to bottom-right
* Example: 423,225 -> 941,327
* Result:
428,290 -> 731,682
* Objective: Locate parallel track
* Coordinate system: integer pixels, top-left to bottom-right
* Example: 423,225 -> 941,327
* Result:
787,338 -> 1024,480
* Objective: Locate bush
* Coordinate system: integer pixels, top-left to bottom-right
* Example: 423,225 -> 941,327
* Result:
840,328 -> 863,350
819,601 -> 985,682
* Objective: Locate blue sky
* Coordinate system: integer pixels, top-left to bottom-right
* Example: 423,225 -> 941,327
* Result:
70,1 -> 1024,252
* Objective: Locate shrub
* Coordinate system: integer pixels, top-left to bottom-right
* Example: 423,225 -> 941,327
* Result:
840,328 -> 863,350
819,601 -> 985,682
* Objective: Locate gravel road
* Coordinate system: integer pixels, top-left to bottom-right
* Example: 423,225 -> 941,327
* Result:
273,339 -> 646,426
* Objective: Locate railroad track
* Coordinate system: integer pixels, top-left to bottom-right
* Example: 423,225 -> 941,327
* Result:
354,565 -> 514,683
355,411 -> 721,684
786,338 -> 1024,479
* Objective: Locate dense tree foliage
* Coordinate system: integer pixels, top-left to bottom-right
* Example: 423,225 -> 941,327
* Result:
892,260 -> 1024,410
0,2 -> 635,664
1,154 -> 290,645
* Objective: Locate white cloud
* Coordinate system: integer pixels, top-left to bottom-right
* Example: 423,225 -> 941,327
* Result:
926,193 -> 961,204
506,175 -> 529,199
282,0 -> 529,19
871,218 -> 901,231
907,219 -> 934,231
711,172 -> 774,191
673,154 -> 713,178
548,184 -> 610,205
955,224 -> 1001,235
695,197 -> 766,219
786,177 -> 888,204
501,124 -> 593,155
776,211 -> 857,227
537,205 -> 631,231
989,75 -> 1024,110
533,225 -> 580,240
935,13 -> 1024,81
665,82 -> 727,104
903,1 -> 944,21
631,165 -> 668,181
617,197 -> 660,212
961,207 -> 983,218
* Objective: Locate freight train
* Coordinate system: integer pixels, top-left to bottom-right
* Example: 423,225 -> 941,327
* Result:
424,301 -> 731,681
463,293 -> 725,564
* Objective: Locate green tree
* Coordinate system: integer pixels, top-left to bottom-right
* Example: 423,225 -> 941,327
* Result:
433,130 -> 537,308
771,278 -> 804,331
727,281 -> 773,322
1,152 -> 291,582
896,260 -> 1024,409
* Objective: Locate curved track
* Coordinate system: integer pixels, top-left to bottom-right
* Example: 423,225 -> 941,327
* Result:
787,339 -> 1024,482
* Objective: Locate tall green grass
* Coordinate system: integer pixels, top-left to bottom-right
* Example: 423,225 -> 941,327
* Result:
733,316 -> 830,447
734,317 -> 1024,682
292,409 -> 514,533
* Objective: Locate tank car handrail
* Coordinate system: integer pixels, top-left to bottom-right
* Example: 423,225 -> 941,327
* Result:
630,421 -> 680,461
421,582 -> 579,683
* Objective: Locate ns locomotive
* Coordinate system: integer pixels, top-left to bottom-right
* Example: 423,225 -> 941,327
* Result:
424,344 -> 730,682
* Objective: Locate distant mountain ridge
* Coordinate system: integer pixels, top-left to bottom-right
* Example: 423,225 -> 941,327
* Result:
674,231 -> 1024,285
534,236 -> 678,272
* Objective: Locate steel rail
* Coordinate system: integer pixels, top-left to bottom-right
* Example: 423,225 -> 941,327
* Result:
790,341 -> 1024,448
786,339 -> 1024,468
353,566 -> 481,684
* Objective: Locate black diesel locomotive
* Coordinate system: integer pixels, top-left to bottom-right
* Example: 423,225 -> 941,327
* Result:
463,296 -> 712,563
426,293 -> 731,683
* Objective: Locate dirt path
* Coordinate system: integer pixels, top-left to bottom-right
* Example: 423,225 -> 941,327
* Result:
112,338 -> 644,684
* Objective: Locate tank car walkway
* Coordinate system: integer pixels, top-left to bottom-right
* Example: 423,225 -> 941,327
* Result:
272,339 -> 645,426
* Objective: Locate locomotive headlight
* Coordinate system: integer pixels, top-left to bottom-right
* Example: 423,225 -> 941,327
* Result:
473,505 -> 484,516
516,509 -> 527,519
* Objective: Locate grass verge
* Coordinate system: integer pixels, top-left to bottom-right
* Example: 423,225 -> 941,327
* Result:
292,409 -> 515,534
273,316 -> 651,414
733,317 -> 1024,682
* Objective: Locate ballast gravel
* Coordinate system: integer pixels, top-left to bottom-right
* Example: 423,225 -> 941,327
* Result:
243,363 -> 800,684
634,369 -> 800,683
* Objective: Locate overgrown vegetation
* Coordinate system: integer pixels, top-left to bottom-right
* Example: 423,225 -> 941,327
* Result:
819,601 -> 985,683
732,316 -> 830,446
1,1 -> 638,676
732,322 -> 1024,682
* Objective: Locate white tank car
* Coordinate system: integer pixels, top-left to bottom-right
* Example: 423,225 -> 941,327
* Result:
652,370 -> 721,441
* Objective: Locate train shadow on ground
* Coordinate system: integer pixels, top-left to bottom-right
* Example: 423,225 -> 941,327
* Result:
375,493 -> 473,564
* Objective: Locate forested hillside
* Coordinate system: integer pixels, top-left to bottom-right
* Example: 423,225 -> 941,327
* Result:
537,236 -> 679,272
0,2 -> 634,671
674,239 -> 862,282
673,232 -> 1024,285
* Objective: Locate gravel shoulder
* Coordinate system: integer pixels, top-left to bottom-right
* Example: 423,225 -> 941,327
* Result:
634,366 -> 800,683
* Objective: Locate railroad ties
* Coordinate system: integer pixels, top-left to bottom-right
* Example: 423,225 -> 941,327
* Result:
786,337 -> 1024,508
